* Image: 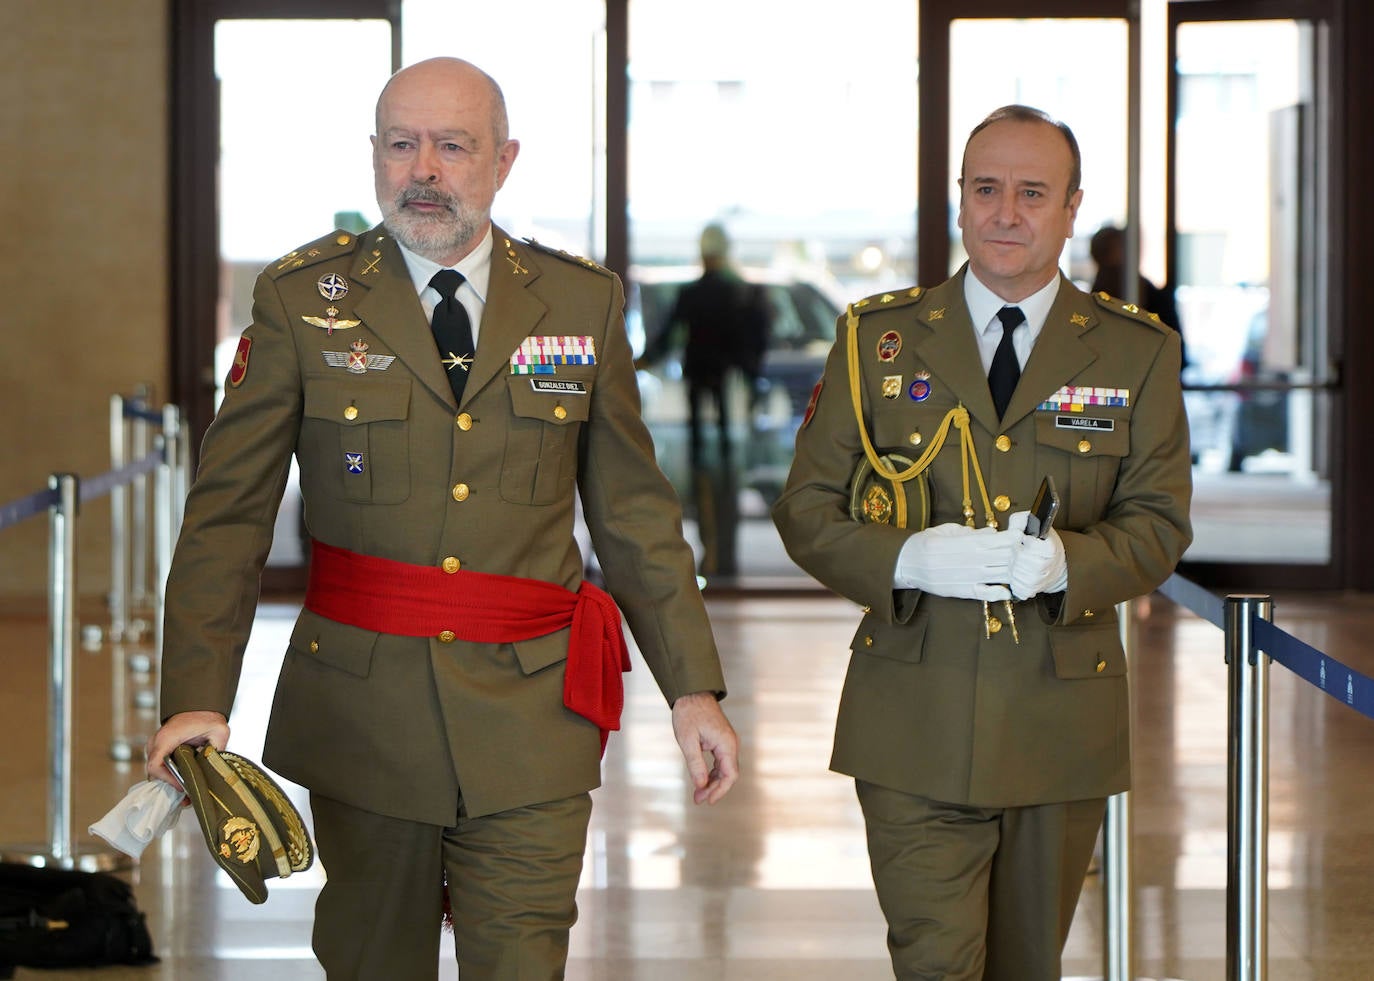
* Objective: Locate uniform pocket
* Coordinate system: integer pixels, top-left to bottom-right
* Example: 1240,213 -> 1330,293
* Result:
301,375 -> 412,504
499,371 -> 594,505
289,607 -> 379,678
1048,620 -> 1126,679
1035,409 -> 1131,529
851,610 -> 930,664
512,627 -> 571,676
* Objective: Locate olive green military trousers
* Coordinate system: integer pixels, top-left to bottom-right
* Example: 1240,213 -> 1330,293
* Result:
857,780 -> 1106,981
310,791 -> 592,980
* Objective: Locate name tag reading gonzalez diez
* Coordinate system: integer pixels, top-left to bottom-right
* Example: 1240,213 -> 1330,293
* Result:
510,335 -> 597,375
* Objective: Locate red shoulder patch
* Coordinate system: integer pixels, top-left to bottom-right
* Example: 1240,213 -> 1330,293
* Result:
802,379 -> 824,428
228,335 -> 252,388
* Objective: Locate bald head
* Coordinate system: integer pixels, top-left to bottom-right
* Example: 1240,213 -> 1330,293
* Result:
371,57 -> 520,265
376,57 -> 510,147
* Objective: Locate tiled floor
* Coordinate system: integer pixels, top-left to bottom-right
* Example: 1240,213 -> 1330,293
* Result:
3,588 -> 1374,979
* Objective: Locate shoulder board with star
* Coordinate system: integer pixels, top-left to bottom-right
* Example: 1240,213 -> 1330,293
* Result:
849,286 -> 928,315
521,237 -> 615,277
1091,290 -> 1171,333
266,229 -> 363,280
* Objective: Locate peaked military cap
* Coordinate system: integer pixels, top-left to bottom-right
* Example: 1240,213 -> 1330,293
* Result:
169,744 -> 314,904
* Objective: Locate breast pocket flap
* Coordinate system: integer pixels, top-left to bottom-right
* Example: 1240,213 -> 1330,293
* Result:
304,376 -> 412,425
1048,621 -> 1126,679
289,608 -> 378,678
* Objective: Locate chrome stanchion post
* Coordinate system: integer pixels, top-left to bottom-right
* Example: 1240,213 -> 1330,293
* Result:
47,473 -> 78,865
1103,599 -> 1135,981
130,388 -> 151,613
108,394 -> 128,642
109,395 -> 134,760
0,475 -> 127,871
1226,594 -> 1272,981
153,431 -> 174,673
168,403 -> 189,530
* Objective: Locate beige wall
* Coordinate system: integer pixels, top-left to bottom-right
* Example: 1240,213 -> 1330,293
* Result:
0,1 -> 169,601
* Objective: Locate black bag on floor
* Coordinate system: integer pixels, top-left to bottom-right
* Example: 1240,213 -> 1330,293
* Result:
0,862 -> 156,976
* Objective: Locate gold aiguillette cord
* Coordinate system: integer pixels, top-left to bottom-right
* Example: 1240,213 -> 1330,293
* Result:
845,304 -> 1017,644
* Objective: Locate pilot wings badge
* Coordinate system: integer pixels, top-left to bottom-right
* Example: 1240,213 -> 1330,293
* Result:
322,339 -> 395,374
301,306 -> 361,336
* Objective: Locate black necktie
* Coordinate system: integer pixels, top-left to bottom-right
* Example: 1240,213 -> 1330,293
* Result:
989,306 -> 1023,419
429,269 -> 475,403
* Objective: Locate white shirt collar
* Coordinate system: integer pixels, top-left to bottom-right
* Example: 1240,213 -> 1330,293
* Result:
963,268 -> 1061,337
394,225 -> 494,304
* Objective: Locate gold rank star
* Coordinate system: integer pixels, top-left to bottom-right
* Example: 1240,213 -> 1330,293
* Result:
442,351 -> 473,372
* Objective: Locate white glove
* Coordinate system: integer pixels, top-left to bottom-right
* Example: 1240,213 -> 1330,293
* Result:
895,523 -> 1014,601
1005,510 -> 1068,600
89,780 -> 186,859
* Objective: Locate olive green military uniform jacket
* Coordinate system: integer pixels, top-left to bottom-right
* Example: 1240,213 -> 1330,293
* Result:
772,268 -> 1192,807
160,225 -> 725,823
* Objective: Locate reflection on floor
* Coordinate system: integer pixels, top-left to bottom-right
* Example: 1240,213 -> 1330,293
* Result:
3,590 -> 1373,979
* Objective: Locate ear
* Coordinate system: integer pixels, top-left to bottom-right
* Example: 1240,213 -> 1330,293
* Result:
1065,187 -> 1084,237
495,139 -> 521,190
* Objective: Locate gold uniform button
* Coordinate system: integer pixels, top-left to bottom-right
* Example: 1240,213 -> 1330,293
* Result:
908,431 -> 922,447
441,556 -> 461,574
1096,658 -> 1107,673
994,494 -> 1011,512
553,405 -> 567,421
336,234 -> 351,246
995,435 -> 1012,452
344,405 -> 359,421
987,616 -> 1003,634
864,636 -> 874,647
1078,439 -> 1092,454
452,483 -> 470,502
1082,609 -> 1095,618
438,630 -> 456,643
456,413 -> 473,431
309,640 -> 319,654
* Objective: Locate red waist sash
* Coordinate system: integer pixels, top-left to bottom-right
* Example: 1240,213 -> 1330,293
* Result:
304,540 -> 631,752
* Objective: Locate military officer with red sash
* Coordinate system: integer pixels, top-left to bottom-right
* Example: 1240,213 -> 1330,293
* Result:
146,57 -> 738,979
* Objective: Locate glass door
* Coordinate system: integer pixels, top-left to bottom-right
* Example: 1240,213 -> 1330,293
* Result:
626,0 -> 920,580
1167,3 -> 1336,582
211,19 -> 396,568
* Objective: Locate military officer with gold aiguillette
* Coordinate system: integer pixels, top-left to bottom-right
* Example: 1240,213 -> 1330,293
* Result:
772,105 -> 1192,980
146,57 -> 739,980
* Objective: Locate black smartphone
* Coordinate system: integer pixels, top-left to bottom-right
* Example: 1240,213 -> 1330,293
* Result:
1024,475 -> 1060,539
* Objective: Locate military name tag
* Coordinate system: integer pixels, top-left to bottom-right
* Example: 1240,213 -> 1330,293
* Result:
1055,415 -> 1115,432
531,379 -> 587,395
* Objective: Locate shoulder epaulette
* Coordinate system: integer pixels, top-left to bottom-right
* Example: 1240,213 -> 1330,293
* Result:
521,237 -> 614,277
266,229 -> 361,280
1091,290 -> 1170,333
850,286 -> 927,315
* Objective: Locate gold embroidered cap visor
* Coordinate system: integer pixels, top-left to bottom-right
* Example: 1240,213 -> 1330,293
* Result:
168,744 -> 314,904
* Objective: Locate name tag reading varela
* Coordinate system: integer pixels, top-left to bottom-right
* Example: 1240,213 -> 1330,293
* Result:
1055,415 -> 1115,432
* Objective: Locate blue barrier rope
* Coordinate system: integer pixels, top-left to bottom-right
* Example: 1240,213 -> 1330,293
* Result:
122,404 -> 164,424
0,487 -> 58,531
0,453 -> 163,532
1158,572 -> 1226,629
1159,571 -> 1374,722
1253,617 -> 1374,722
80,454 -> 162,504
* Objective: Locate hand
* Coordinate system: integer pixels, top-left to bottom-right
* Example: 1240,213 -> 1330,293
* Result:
145,711 -> 230,792
1005,510 -> 1068,600
894,523 -> 1014,601
670,691 -> 739,805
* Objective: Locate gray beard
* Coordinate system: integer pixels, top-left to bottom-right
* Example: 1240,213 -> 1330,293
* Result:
379,187 -> 483,261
